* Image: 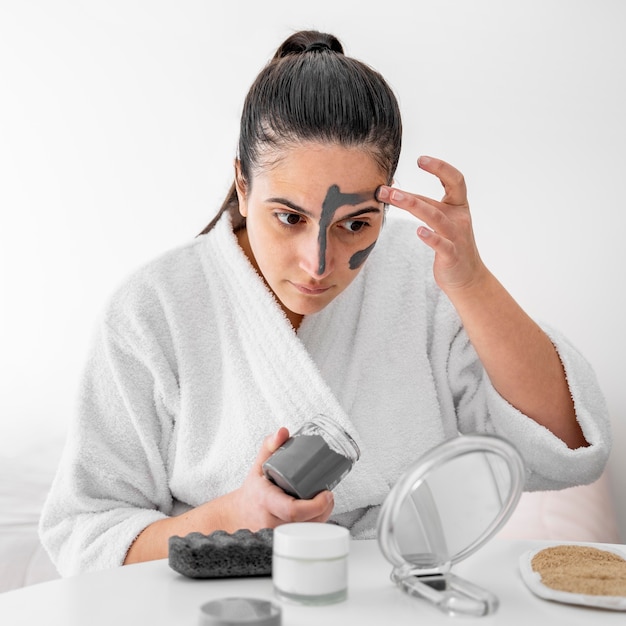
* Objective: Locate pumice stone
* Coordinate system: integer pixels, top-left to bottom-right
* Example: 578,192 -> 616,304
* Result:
169,528 -> 273,578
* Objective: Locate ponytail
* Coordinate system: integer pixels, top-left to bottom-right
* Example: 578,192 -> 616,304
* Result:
197,182 -> 244,236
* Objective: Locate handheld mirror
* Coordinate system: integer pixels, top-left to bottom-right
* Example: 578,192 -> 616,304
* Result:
376,435 -> 524,617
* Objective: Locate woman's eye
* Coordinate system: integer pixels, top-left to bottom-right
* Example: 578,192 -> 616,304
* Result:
276,212 -> 303,226
340,219 -> 368,233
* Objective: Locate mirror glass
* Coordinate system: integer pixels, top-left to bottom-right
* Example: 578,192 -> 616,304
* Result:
393,449 -> 515,567
377,435 -> 524,616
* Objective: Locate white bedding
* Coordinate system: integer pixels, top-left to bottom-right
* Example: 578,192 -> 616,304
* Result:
0,433 -> 62,592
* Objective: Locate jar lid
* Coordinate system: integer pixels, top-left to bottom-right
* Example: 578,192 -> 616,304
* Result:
273,523 -> 349,559
198,597 -> 281,626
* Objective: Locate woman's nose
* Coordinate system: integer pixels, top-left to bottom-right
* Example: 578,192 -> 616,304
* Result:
299,231 -> 334,279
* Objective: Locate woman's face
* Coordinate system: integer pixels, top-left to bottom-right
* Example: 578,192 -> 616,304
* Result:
236,142 -> 387,328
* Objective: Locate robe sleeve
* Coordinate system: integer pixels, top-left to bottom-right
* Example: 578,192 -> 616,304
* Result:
39,312 -> 178,576
431,296 -> 612,491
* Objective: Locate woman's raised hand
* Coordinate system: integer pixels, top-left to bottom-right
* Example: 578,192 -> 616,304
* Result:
377,156 -> 487,295
376,156 -> 584,450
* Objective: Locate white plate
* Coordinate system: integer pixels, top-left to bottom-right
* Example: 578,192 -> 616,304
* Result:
519,543 -> 626,611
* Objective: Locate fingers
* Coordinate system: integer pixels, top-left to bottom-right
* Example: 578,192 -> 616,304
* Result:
375,155 -> 484,292
252,427 -> 290,473
307,490 -> 335,523
377,185 -> 453,239
417,155 -> 467,206
267,427 -> 290,454
416,225 -> 456,257
376,156 -> 467,213
376,156 -> 470,248
249,427 -> 335,526
268,488 -> 335,525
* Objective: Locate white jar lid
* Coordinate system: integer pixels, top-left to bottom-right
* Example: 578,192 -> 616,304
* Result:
273,523 -> 349,559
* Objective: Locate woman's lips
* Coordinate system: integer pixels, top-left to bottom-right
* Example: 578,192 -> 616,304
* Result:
290,282 -> 332,295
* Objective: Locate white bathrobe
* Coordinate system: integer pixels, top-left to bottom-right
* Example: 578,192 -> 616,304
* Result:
39,210 -> 611,576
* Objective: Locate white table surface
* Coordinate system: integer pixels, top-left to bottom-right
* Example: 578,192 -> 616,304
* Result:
1,538 -> 624,625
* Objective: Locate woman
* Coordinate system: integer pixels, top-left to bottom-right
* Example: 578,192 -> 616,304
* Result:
40,30 -> 611,575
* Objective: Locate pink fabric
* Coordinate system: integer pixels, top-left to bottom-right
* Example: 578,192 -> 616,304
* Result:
498,471 -> 621,543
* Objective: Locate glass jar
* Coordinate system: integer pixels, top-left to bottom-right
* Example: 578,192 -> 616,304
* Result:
262,415 -> 360,500
272,522 -> 350,605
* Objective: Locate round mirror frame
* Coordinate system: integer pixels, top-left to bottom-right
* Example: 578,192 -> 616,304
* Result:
377,434 -> 525,573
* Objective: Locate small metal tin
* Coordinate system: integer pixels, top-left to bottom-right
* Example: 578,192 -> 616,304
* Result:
198,597 -> 282,626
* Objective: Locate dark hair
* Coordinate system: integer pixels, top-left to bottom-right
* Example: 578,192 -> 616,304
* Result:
199,30 -> 402,235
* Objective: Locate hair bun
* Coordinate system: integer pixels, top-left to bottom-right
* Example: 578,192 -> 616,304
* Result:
304,41 -> 332,53
274,30 -> 344,59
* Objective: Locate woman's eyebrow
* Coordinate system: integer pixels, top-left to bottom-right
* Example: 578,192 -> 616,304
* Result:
342,207 -> 381,219
264,198 -> 381,219
265,197 -> 315,217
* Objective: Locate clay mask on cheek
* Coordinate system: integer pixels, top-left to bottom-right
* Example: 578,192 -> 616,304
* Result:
318,185 -> 371,275
349,240 -> 377,270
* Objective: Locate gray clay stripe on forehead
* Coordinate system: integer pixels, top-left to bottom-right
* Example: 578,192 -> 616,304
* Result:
317,185 -> 371,275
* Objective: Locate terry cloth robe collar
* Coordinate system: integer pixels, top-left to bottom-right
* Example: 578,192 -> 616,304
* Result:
202,213 -> 391,514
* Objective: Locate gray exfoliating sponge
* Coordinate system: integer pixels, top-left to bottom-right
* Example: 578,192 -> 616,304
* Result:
168,528 -> 273,579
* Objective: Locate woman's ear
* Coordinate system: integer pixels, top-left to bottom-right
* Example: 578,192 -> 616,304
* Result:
234,160 -> 248,218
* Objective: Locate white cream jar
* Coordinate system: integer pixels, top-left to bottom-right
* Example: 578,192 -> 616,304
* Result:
272,523 -> 350,605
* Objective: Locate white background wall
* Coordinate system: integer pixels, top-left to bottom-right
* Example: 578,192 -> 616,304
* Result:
1,1 -> 625,537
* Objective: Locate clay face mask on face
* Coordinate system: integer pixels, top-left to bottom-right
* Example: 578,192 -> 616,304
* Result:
349,240 -> 377,270
317,185 -> 378,274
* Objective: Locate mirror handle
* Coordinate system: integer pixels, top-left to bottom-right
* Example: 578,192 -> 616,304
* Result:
394,572 -> 499,617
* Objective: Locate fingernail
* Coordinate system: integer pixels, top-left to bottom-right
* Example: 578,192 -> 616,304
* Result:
326,491 -> 334,504
391,189 -> 405,201
418,156 -> 431,168
376,185 -> 389,201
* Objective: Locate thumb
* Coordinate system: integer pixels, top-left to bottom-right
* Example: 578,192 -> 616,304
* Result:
255,427 -> 290,471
